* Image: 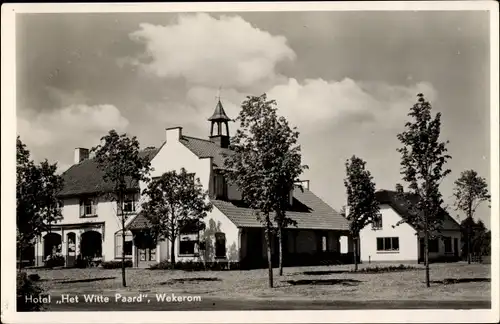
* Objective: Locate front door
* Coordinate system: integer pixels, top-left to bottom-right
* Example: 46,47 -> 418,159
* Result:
66,233 -> 76,267
136,247 -> 156,268
245,228 -> 263,269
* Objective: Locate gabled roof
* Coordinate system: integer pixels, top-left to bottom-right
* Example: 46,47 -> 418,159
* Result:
375,190 -> 460,231
127,187 -> 350,231
57,132 -> 233,198
179,135 -> 233,168
57,147 -> 161,198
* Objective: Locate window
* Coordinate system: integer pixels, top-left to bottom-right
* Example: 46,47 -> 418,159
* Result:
121,194 -> 137,213
443,237 -> 452,253
428,238 -> 439,253
115,231 -> 133,259
80,198 -> 97,217
179,236 -> 199,256
178,220 -> 200,256
215,232 -> 226,258
376,237 -> 399,252
214,173 -> 227,199
372,214 -> 382,230
321,235 -> 328,252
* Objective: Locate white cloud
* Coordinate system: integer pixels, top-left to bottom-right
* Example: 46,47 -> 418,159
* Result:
127,13 -> 295,89
17,104 -> 129,165
267,78 -> 438,132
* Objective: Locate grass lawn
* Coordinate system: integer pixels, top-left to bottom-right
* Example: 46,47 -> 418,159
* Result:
24,262 -> 491,302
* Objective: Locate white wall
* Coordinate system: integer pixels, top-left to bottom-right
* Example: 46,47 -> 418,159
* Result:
38,196 -> 125,262
146,127 -> 212,190
359,204 -> 418,262
138,127 -> 240,263
418,231 -> 462,259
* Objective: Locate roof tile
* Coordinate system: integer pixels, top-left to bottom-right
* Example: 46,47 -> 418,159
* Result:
57,147 -> 160,197
179,135 -> 233,168
375,190 -> 460,231
128,187 -> 350,231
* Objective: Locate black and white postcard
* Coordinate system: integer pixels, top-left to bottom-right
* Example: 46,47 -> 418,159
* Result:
1,2 -> 498,323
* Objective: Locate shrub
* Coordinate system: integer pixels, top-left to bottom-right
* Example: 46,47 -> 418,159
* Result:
101,260 -> 133,269
27,273 -> 41,282
17,272 -> 46,312
149,260 -> 240,271
43,254 -> 65,268
149,260 -> 174,270
353,264 -> 417,274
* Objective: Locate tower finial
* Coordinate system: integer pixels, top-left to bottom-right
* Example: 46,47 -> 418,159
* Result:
216,86 -> 222,102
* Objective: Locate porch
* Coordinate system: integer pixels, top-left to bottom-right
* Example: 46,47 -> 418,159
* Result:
239,227 -> 356,269
34,222 -> 105,267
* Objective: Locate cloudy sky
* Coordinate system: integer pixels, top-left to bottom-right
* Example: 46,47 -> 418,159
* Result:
16,11 -> 491,227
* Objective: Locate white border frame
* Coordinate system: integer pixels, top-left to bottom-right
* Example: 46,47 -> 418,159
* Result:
2,2 -> 498,323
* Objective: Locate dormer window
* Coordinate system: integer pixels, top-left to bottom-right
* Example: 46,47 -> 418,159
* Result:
122,193 -> 137,214
214,173 -> 228,200
372,214 -> 382,230
80,197 -> 97,217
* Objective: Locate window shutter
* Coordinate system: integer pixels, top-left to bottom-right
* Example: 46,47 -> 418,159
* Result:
115,233 -> 123,258
79,200 -> 84,217
92,198 -> 97,215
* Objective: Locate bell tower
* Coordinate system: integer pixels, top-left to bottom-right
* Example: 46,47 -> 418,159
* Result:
208,97 -> 231,148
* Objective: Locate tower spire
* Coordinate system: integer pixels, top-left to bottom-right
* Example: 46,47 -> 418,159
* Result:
208,89 -> 231,148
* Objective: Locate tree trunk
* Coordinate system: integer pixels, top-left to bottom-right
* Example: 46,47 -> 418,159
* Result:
467,218 -> 472,264
18,244 -> 23,272
424,228 -> 430,288
170,237 -> 176,265
353,236 -> 359,272
264,226 -> 274,288
121,217 -> 127,287
278,226 -> 284,276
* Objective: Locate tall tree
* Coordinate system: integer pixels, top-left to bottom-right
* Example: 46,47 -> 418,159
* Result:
141,168 -> 212,265
343,155 -> 381,271
92,130 -> 151,287
452,169 -> 490,264
16,137 -> 63,270
460,218 -> 490,260
223,94 -> 307,287
396,93 -> 451,287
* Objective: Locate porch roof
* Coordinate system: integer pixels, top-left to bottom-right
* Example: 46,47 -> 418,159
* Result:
127,187 -> 350,231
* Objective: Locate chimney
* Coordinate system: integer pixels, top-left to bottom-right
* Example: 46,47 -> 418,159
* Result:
209,135 -> 230,148
74,148 -> 89,164
295,180 -> 310,190
166,127 -> 183,142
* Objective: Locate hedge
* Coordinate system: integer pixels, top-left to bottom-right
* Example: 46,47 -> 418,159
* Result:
101,260 -> 133,269
149,260 -> 240,271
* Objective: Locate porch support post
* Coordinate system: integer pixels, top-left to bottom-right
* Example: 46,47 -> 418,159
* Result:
156,241 -> 161,263
347,235 -> 354,253
61,232 -> 68,267
35,235 -> 43,266
238,228 -> 242,262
